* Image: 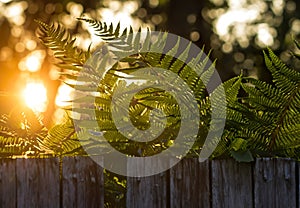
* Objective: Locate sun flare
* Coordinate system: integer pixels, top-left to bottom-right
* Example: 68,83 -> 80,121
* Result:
22,81 -> 48,112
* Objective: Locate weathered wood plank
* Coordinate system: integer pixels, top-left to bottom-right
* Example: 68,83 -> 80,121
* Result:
170,158 -> 210,208
16,157 -> 60,208
0,158 -> 16,208
62,156 -> 104,208
211,159 -> 253,208
126,158 -> 168,208
254,158 -> 296,208
0,157 -> 298,207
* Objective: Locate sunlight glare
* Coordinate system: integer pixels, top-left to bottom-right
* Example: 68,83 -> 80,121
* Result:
256,24 -> 274,46
0,0 -> 12,3
100,9 -> 134,31
79,0 -> 151,49
215,8 -> 259,37
209,0 -> 284,50
271,0 -> 284,16
22,81 -> 48,113
67,2 -> 83,17
18,50 -> 46,72
98,0 -> 142,31
4,1 -> 28,25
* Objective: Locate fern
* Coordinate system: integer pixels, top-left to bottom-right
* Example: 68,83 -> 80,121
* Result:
35,20 -> 90,82
36,18 -> 219,158
210,45 -> 300,161
209,75 -> 245,159
219,47 -> 300,160
77,18 -> 126,41
41,116 -> 85,156
81,19 -> 222,157
36,18 -> 300,161
0,107 -> 48,157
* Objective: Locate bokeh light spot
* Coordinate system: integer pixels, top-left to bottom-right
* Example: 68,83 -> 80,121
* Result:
67,2 -> 83,17
257,24 -> 275,47
5,1 -> 28,25
222,43 -> 232,53
234,52 -> 245,63
292,19 -> 300,33
190,31 -> 200,42
25,39 -> 37,51
286,1 -> 296,13
15,42 -> 25,53
187,14 -> 197,24
137,8 -> 147,18
11,26 -> 23,37
151,14 -> 163,25
45,3 -> 55,14
18,50 -> 46,72
149,0 -> 159,8
209,0 -> 224,7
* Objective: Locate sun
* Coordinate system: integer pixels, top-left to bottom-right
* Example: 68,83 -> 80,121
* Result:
22,81 -> 48,112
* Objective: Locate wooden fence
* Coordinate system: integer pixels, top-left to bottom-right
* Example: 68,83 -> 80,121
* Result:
0,157 -> 298,208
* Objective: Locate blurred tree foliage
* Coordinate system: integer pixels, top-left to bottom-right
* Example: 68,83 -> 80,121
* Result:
0,0 -> 299,124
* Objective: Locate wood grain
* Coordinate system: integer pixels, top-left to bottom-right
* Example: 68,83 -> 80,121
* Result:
170,158 -> 210,208
16,158 -> 60,208
254,158 -> 296,208
211,159 -> 253,208
62,156 -> 104,208
0,158 -> 16,208
126,158 -> 168,208
0,157 -> 298,207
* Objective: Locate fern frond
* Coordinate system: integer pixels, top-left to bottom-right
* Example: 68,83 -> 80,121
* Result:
264,48 -> 300,92
42,117 -> 84,156
51,19 -> 218,157
35,20 -> 90,80
228,47 -> 300,158
78,18 -> 126,41
0,108 -> 48,157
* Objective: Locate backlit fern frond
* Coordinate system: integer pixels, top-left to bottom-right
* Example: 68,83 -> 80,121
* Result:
35,20 -> 90,81
55,19 -> 218,157
41,116 -> 85,156
78,17 -> 128,41
233,47 -> 300,159
0,108 -> 48,157
39,18 -> 300,161
209,75 -> 253,161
